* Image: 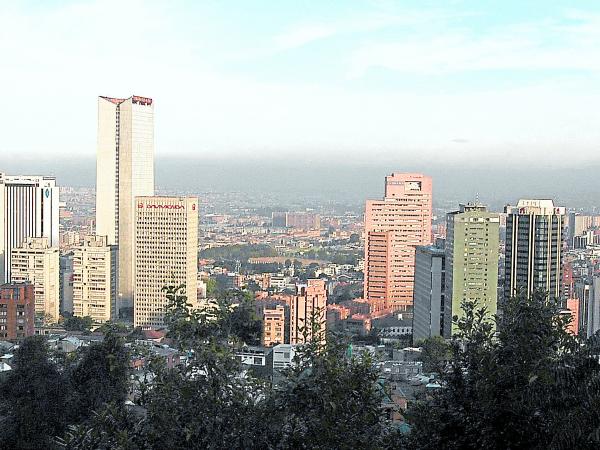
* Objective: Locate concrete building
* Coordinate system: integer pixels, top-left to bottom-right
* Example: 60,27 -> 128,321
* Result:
272,343 -> 296,374
10,238 -> 60,323
290,279 -> 327,344
72,235 -> 117,323
568,213 -> 600,248
412,245 -> 445,342
59,253 -> 74,314
271,212 -> 320,230
505,200 -> 565,302
364,173 -> 432,312
574,276 -> 600,338
444,204 -> 500,337
134,197 -> 198,329
96,95 -> 154,315
262,304 -> 286,347
0,283 -> 35,340
0,174 -> 59,283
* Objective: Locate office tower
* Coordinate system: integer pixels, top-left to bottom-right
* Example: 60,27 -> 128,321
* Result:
59,253 -> 74,314
10,237 -> 60,323
290,279 -> 327,344
364,173 -> 432,312
262,304 -> 286,347
504,199 -> 566,302
0,282 -> 35,340
0,173 -> 59,283
412,245 -> 445,342
96,95 -> 154,314
72,235 -> 117,323
134,197 -> 198,329
444,204 -> 500,337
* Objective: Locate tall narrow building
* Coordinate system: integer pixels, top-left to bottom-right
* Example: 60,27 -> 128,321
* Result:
10,237 -> 60,323
444,203 -> 500,337
290,279 -> 327,344
134,197 -> 198,329
96,95 -> 154,315
412,245 -> 445,342
504,199 -> 565,302
364,173 -> 432,312
72,235 -> 117,323
0,174 -> 59,283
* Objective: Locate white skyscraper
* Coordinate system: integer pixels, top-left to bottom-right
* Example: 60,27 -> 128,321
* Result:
96,95 -> 154,315
0,173 -> 59,283
134,196 -> 198,329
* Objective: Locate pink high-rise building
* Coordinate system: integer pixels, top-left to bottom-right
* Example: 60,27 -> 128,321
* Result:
364,173 -> 432,312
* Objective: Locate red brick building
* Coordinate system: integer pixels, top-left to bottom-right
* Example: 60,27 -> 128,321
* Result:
0,283 -> 35,340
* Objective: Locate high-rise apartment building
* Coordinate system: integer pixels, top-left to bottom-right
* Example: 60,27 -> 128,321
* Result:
290,279 -> 327,344
10,237 -> 60,323
0,173 -> 59,283
262,304 -> 286,347
504,199 -> 565,302
412,245 -> 445,342
0,282 -> 35,340
364,173 -> 432,312
72,235 -> 117,323
96,95 -> 154,314
444,204 -> 500,337
134,197 -> 198,329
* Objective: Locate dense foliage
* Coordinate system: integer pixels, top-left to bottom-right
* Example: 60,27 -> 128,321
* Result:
3,288 -> 600,449
406,292 -> 600,450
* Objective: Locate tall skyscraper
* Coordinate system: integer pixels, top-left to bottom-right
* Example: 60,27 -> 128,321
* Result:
72,235 -> 117,323
96,95 -> 154,314
364,173 -> 432,312
504,199 -> 565,302
412,245 -> 445,342
290,279 -> 327,344
10,237 -> 60,323
444,204 -> 500,337
134,197 -> 198,329
0,174 -> 59,283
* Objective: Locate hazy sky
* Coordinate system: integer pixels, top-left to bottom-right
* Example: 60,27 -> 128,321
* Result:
2,0 -> 600,165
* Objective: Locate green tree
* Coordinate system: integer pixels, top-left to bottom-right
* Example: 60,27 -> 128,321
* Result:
416,335 -> 452,374
266,315 -> 392,449
406,292 -> 600,450
67,331 -> 130,423
141,283 -> 271,449
63,315 -> 94,332
0,336 -> 68,449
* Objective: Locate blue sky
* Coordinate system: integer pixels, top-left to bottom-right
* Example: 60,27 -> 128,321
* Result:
2,0 -> 600,165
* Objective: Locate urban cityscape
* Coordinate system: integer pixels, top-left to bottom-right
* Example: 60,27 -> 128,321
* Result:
1,1 -> 600,449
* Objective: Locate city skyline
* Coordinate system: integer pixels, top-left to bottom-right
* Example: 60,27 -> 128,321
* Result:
1,1 -> 600,165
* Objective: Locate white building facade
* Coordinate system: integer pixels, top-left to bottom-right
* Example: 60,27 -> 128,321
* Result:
134,196 -> 198,329
0,174 -> 59,283
72,235 -> 117,323
96,95 -> 154,315
10,237 -> 60,323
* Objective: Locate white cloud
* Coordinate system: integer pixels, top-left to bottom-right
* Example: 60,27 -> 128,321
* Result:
0,2 -> 598,167
348,14 -> 600,77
